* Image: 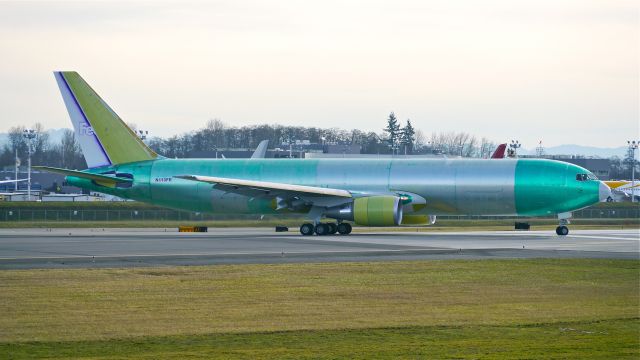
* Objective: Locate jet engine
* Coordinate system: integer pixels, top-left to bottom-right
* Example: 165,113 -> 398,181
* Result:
325,196 -> 403,226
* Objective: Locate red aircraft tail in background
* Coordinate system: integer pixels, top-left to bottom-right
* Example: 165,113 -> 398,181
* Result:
491,143 -> 507,159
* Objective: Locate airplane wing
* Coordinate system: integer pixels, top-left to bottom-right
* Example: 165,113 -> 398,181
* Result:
0,179 -> 27,184
175,175 -> 352,199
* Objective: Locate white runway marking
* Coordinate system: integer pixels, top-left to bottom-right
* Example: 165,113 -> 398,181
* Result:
567,235 -> 640,241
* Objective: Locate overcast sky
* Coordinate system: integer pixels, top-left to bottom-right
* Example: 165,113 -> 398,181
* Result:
0,0 -> 637,147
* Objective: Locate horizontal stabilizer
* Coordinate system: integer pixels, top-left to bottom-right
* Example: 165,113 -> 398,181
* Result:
34,166 -> 132,185
175,175 -> 352,198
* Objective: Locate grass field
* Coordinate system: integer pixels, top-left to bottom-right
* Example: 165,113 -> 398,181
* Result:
3,319 -> 637,359
0,259 -> 638,358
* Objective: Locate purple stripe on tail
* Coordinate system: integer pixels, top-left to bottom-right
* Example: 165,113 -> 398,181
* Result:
55,72 -> 111,165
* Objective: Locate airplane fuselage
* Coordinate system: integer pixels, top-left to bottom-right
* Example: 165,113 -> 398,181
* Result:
67,157 -> 604,218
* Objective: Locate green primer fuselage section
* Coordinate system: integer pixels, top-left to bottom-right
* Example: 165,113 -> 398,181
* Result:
514,159 -> 600,216
66,158 -> 601,217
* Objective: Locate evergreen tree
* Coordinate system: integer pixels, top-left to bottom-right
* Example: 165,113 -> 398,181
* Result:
400,119 -> 416,155
384,112 -> 400,154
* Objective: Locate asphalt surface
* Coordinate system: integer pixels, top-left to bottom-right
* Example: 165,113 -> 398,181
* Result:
0,228 -> 637,269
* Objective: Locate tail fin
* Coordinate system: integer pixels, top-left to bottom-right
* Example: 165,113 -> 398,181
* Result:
251,140 -> 269,159
490,143 -> 506,159
54,71 -> 157,168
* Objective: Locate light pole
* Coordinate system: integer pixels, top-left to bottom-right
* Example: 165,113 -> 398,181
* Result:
628,140 -> 639,202
14,147 -> 20,192
137,129 -> 149,141
535,140 -> 545,158
22,129 -> 37,201
288,139 -> 297,158
508,140 -> 521,158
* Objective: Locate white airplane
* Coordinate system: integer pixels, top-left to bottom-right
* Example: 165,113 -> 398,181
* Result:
0,179 -> 27,185
604,180 -> 640,201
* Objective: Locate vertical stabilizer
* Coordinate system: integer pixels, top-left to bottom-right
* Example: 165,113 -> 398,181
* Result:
54,71 -> 157,167
491,143 -> 507,159
251,140 -> 269,159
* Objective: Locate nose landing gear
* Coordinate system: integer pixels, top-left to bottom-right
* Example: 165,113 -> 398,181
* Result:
556,212 -> 571,236
555,225 -> 569,236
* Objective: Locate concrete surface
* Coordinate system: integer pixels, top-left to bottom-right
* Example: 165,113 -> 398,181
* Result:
0,228 -> 637,269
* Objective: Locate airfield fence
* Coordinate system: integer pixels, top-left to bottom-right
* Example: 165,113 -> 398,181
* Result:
1,206 -> 638,222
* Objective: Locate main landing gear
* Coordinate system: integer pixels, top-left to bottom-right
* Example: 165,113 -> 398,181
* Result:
299,222 -> 352,236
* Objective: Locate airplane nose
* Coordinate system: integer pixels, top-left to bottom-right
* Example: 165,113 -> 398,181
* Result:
599,181 -> 612,202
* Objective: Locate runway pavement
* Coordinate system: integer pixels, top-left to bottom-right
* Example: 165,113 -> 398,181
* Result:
0,228 -> 637,269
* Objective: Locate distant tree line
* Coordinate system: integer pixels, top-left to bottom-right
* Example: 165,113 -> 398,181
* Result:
609,154 -> 639,180
2,115 -> 636,181
0,124 -> 86,170
145,114 -> 498,159
0,116 -> 506,169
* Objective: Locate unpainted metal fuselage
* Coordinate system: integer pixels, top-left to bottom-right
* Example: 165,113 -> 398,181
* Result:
67,157 -> 605,218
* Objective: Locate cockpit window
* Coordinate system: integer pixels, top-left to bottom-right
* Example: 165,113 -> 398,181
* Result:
576,173 -> 598,181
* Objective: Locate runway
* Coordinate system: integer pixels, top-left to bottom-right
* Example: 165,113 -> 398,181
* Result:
0,228 -> 637,269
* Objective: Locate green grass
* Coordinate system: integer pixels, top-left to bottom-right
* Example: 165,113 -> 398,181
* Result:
0,259 -> 638,358
2,319 -> 638,359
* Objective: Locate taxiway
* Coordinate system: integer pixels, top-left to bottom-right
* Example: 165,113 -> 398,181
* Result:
0,228 -> 637,269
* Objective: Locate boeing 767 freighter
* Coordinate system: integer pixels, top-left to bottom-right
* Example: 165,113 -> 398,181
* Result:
36,72 -> 611,236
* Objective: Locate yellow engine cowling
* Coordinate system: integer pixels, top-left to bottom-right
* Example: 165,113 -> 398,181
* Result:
400,214 -> 437,225
353,196 -> 403,226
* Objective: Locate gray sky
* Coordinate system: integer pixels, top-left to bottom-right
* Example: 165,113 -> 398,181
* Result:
0,0 -> 637,147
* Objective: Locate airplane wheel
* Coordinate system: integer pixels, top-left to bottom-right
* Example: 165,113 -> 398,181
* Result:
300,223 -> 314,236
315,223 -> 329,236
328,223 -> 338,234
337,223 -> 352,235
555,226 -> 569,236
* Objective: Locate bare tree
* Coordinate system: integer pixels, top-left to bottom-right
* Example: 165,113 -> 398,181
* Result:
479,137 -> 497,158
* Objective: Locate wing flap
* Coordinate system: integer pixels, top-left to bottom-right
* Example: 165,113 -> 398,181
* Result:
175,175 -> 352,198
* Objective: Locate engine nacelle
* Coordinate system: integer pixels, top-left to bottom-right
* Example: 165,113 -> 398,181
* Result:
325,196 -> 403,226
400,214 -> 437,225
